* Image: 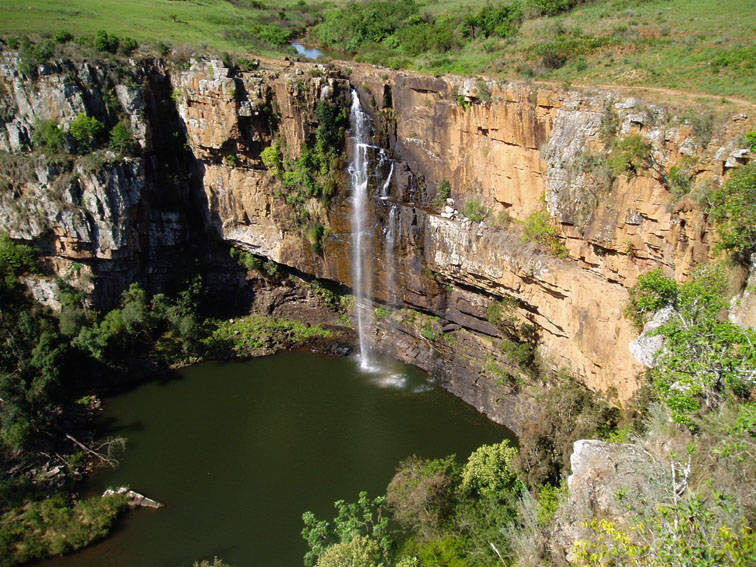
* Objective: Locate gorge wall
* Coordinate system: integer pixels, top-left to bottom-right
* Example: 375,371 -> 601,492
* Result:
1,50 -> 752,432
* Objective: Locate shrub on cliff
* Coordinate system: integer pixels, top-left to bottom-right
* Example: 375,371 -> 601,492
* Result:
108,121 -> 138,156
32,120 -> 66,154
646,265 -> 755,426
69,113 -> 105,153
608,134 -> 653,178
516,379 -> 618,487
93,30 -> 119,54
709,162 -> 756,263
626,265 -> 755,426
521,210 -> 568,258
624,268 -> 678,329
462,198 -> 489,223
18,37 -> 54,77
386,455 -> 460,537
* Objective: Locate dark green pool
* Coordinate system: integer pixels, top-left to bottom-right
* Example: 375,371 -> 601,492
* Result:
40,351 -> 513,567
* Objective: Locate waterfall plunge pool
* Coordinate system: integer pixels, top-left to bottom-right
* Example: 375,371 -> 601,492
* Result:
38,351 -> 514,567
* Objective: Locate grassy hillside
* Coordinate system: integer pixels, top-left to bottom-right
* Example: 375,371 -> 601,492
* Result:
1,0 -> 755,101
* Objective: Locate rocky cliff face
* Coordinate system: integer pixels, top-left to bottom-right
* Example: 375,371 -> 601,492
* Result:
1,51 -> 752,430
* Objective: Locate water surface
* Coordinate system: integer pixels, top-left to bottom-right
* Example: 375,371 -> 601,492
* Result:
291,42 -> 323,59
40,352 -> 512,567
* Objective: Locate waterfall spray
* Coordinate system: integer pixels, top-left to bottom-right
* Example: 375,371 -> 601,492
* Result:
348,90 -> 375,370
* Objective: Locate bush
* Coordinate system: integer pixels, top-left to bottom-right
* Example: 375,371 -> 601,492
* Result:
486,296 -> 519,329
434,180 -> 451,210
647,265 -> 755,426
463,4 -> 522,39
306,222 -> 326,254
108,121 -> 138,155
93,30 -> 119,53
32,120 -> 66,154
261,143 -> 284,176
624,268 -> 678,329
573,496 -> 756,567
54,31 -> 73,44
461,440 -> 522,498
462,198 -> 488,223
745,131 -> 756,151
229,248 -> 262,272
18,37 -> 54,76
521,210 -> 568,257
709,162 -> 756,262
667,161 -> 694,198
302,492 -> 392,567
516,380 -> 618,487
386,455 -> 459,537
69,113 -> 105,153
608,134 -> 652,178
117,37 -> 138,56
525,0 -> 582,17
250,23 -> 292,46
316,535 -> 383,567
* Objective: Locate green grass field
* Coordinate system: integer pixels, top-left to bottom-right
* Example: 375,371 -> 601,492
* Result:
1,0 -> 754,102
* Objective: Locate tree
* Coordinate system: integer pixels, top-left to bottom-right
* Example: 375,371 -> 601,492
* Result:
302,492 -> 392,567
32,120 -> 65,154
108,121 -> 138,155
709,162 -> 756,262
461,439 -> 522,498
69,113 -> 105,153
316,535 -> 383,567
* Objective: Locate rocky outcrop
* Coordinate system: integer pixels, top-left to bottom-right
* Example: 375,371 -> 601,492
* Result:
730,253 -> 756,328
103,486 -> 164,509
170,56 -> 753,409
0,53 -> 212,308
1,50 -> 752,428
552,439 -> 668,560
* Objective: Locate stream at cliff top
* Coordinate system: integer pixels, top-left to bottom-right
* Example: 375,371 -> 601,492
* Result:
39,351 -> 513,567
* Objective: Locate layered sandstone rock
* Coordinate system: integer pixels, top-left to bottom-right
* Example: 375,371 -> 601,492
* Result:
1,52 -> 752,426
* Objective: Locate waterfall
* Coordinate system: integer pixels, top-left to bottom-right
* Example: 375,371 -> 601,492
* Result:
348,89 -> 376,370
384,203 -> 398,306
380,159 -> 394,200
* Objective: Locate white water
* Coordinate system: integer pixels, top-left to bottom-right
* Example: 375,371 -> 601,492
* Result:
384,203 -> 398,306
380,158 -> 394,200
348,90 -> 376,371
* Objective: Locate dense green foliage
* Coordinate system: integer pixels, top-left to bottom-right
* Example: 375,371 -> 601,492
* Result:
521,210 -> 568,257
302,491 -> 392,567
0,493 -> 128,566
627,265 -> 755,426
69,113 -> 106,153
108,121 -> 138,156
32,120 -> 66,155
304,440 -> 530,567
2,0 -> 755,100
266,98 -> 348,206
607,134 -> 653,178
516,380 -> 618,486
709,162 -> 756,262
624,268 -> 679,329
